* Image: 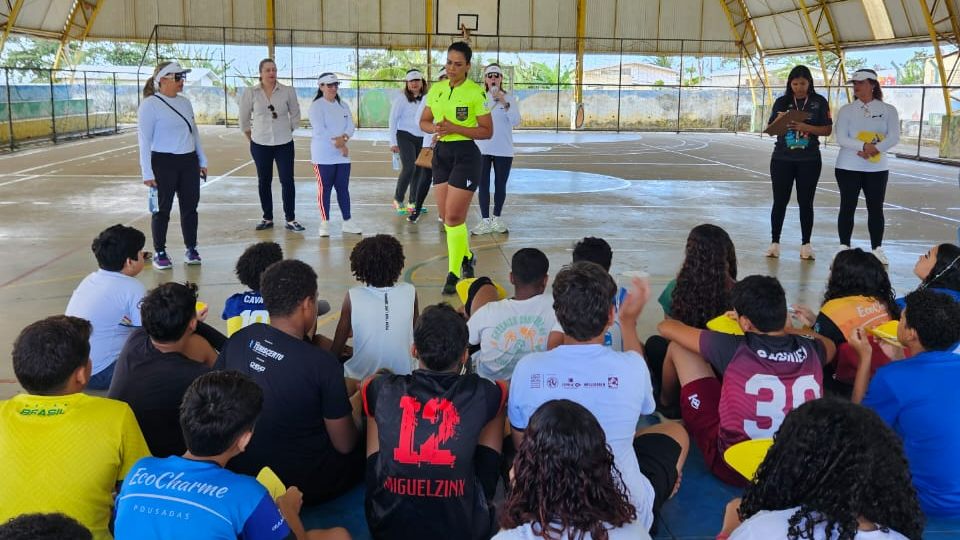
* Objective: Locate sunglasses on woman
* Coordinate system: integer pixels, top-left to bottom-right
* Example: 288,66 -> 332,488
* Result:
323,82 -> 340,88
267,104 -> 277,119
164,73 -> 187,82
486,73 -> 501,79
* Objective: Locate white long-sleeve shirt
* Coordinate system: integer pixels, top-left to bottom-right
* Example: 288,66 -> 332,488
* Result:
475,91 -> 521,157
238,82 -> 300,146
833,98 -> 900,172
308,97 -> 355,165
137,93 -> 207,181
388,94 -> 426,146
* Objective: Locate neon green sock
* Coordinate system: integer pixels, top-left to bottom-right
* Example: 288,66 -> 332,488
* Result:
445,223 -> 469,277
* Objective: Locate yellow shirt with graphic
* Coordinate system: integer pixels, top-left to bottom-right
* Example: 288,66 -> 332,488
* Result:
425,78 -> 490,142
0,393 -> 150,540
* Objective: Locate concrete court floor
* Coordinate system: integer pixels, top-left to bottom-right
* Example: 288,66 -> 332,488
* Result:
0,126 -> 957,398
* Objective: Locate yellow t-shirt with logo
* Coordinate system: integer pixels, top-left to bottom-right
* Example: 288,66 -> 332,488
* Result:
0,393 -> 151,540
425,78 -> 490,142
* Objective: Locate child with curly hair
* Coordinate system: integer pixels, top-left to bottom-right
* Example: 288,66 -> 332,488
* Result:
718,398 -> 924,540
222,241 -> 284,336
333,234 -> 419,380
496,399 -> 650,540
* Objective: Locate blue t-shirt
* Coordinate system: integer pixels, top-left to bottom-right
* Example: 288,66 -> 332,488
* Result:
895,287 -> 960,310
862,349 -> 960,517
114,456 -> 292,540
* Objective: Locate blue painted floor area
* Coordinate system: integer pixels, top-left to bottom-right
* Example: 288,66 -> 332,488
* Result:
300,419 -> 960,540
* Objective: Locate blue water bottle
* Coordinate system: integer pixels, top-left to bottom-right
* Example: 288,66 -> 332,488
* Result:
392,152 -> 401,171
148,187 -> 159,213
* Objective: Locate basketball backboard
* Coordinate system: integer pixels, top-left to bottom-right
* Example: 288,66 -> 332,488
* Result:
436,0 -> 498,36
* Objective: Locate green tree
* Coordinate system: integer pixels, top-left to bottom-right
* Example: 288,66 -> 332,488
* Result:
771,54 -> 865,84
514,59 -> 573,89
891,50 -> 928,85
646,55 -> 674,69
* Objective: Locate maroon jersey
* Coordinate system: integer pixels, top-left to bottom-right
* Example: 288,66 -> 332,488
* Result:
700,331 -> 825,452
363,370 -> 505,540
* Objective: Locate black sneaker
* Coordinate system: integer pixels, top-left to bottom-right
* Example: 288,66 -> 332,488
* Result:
407,210 -> 421,223
255,220 -> 274,230
285,221 -> 305,231
461,253 -> 477,279
442,272 -> 459,295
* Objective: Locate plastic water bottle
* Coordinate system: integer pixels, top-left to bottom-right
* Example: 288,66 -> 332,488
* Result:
148,187 -> 158,213
392,152 -> 400,171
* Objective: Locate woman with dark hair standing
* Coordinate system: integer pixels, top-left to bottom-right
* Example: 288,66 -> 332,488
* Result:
766,65 -> 833,261
833,69 -> 900,266
473,63 -> 521,235
389,68 -> 428,215
239,58 -> 303,232
420,41 -> 492,295
309,72 -> 360,237
718,398 -> 924,540
138,61 -> 208,269
495,399 -> 650,540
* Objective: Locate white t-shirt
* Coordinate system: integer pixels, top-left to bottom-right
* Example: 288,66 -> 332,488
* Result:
730,509 -> 910,540
508,344 -> 656,530
551,286 -> 627,351
475,91 -> 521,157
65,270 -> 146,375
344,283 -> 416,379
493,520 -> 651,540
833,99 -> 900,172
468,294 -> 556,381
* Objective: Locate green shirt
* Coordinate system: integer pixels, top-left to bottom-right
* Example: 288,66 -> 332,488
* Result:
425,78 -> 490,142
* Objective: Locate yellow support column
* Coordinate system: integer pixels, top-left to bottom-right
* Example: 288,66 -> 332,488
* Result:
718,0 -> 772,131
918,0 -> 952,116
571,0 -> 585,129
426,0 -> 433,79
0,0 -> 26,61
796,0 -> 850,103
266,0 -> 276,60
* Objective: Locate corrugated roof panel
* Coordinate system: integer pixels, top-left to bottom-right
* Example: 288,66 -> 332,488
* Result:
658,0 -> 701,49
615,0 -> 663,42
498,0 -> 533,38
830,1 -> 876,44
584,0 -> 617,40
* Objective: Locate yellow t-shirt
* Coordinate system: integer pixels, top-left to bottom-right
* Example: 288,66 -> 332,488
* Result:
0,393 -> 151,540
425,78 -> 490,142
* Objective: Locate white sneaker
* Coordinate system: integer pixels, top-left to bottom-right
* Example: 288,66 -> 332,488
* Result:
765,242 -> 780,258
872,247 -> 889,266
318,220 -> 330,237
342,219 -> 362,235
839,244 -> 852,251
491,216 -> 509,234
800,243 -> 815,261
471,218 -> 493,236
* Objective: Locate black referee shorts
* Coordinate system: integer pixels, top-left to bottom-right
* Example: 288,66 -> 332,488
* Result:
432,139 -> 481,192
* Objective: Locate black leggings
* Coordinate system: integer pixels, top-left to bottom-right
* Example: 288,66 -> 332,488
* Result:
394,130 -> 423,204
835,168 -> 889,249
769,158 -> 821,244
478,155 -> 514,218
151,151 -> 200,252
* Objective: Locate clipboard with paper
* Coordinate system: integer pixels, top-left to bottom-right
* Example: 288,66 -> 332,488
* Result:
764,109 -> 810,136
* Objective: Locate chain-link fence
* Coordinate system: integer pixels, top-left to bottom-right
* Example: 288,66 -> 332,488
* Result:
1,26 -> 958,161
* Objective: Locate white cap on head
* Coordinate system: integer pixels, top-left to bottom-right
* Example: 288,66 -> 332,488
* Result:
156,62 -> 191,80
405,70 -> 423,82
317,73 -> 339,86
484,64 -> 503,77
849,69 -> 878,83
437,67 -> 447,81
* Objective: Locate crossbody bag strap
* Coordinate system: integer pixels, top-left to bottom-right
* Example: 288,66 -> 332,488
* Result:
152,94 -> 193,134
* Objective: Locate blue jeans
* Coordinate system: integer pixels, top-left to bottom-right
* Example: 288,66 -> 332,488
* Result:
87,361 -> 116,391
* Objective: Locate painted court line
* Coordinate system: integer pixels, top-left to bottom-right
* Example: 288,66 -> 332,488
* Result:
0,246 -> 85,289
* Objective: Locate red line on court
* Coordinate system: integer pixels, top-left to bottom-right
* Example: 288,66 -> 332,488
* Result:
0,246 -> 84,289
0,379 -> 18,384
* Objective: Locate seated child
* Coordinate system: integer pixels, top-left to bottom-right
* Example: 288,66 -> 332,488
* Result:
547,237 -> 627,351
510,262 -> 689,532
333,234 -> 419,379
0,513 -> 92,540
216,259 -> 363,505
790,248 -> 898,392
718,398 -> 924,540
0,316 -> 150,539
114,371 -> 349,540
223,241 -> 284,337
65,224 -> 148,390
852,289 -> 960,517
658,275 -> 835,487
496,399 -> 651,539
363,303 -> 506,540
108,282 -> 214,456
467,247 -> 556,380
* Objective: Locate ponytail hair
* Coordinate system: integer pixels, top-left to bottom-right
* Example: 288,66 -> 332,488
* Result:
142,61 -> 173,98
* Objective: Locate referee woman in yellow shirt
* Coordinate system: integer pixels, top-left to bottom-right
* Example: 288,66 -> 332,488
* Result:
420,41 -> 493,295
